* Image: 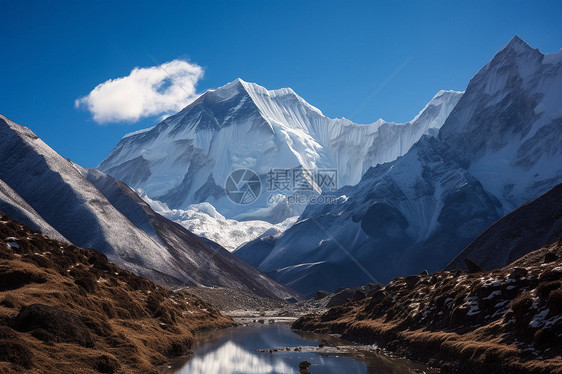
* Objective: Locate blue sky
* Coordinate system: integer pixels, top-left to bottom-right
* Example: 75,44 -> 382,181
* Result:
1,0 -> 561,167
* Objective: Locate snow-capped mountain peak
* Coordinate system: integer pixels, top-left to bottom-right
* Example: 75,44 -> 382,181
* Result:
440,36 -> 562,211
496,35 -> 536,56
100,78 -> 462,227
410,89 -> 465,131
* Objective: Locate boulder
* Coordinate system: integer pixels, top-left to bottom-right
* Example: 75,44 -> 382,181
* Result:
509,267 -> 528,279
464,258 -> 482,273
352,290 -> 366,301
299,360 -> 311,373
314,290 -> 330,300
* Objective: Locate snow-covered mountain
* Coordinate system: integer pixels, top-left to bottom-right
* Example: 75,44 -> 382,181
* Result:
0,114 -> 299,300
99,79 -> 462,225
98,79 -> 460,251
235,36 -> 562,296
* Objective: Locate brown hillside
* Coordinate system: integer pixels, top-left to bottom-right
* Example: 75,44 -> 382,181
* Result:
0,214 -> 234,374
294,239 -> 562,373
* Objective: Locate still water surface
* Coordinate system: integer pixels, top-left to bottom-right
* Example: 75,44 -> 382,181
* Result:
166,324 -> 434,374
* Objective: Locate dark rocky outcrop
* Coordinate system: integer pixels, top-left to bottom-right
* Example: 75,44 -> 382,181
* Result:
447,183 -> 562,271
464,258 -> 482,273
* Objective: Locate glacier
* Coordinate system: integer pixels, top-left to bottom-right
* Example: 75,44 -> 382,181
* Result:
138,190 -> 297,251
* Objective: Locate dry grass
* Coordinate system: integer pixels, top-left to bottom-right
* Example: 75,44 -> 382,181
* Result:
0,215 -> 234,373
294,239 -> 562,373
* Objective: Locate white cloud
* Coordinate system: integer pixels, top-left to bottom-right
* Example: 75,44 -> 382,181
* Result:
75,59 -> 204,124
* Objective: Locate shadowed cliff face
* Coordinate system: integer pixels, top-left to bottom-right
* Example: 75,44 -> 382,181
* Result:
446,183 -> 562,271
0,215 -> 234,374
237,135 -> 502,296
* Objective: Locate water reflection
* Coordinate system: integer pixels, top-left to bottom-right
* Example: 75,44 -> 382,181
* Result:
170,324 -> 431,374
176,341 -> 295,374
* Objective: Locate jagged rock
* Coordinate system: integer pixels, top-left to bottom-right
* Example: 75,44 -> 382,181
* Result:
315,290 -> 330,300
326,289 -> 355,307
364,283 -> 382,292
419,270 -> 429,276
464,258 -> 482,273
545,252 -> 558,263
509,267 -> 528,279
366,284 -> 383,297
352,290 -> 366,301
405,275 -> 421,289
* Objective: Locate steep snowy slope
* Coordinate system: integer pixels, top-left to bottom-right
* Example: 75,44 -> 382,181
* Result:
0,114 -> 299,300
99,79 -> 461,224
0,114 -> 176,282
235,36 -> 562,296
446,183 -> 562,271
440,35 -> 562,212
0,179 -> 67,242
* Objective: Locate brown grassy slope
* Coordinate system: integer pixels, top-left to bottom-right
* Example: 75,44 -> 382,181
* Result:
0,215 -> 234,374
293,239 -> 562,374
